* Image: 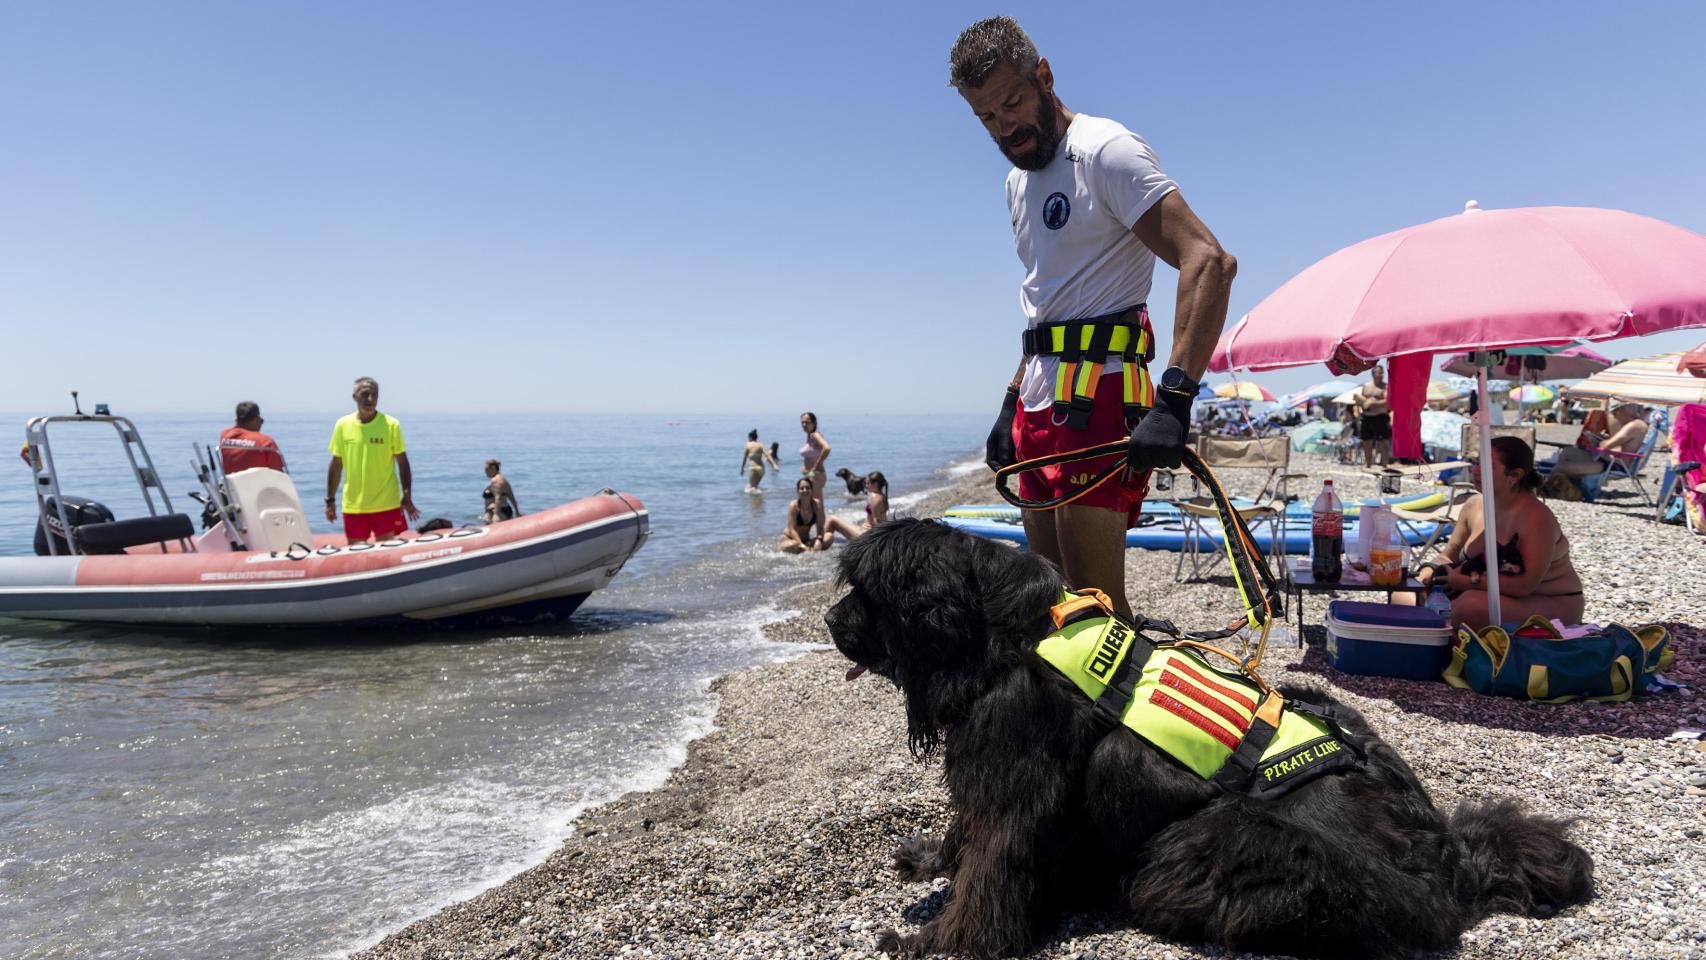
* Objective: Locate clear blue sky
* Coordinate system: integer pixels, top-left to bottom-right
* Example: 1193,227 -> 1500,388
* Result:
3,2 -> 1703,415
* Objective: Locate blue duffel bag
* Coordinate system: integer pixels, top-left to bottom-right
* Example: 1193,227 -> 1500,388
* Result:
1442,616 -> 1674,703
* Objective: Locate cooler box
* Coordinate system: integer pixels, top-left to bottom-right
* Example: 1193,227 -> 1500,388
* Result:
1324,600 -> 1451,681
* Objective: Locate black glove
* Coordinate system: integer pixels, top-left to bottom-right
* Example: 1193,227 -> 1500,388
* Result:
985,386 -> 1020,473
1127,389 -> 1193,471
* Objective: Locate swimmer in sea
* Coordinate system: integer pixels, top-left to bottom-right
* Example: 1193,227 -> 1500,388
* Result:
740,429 -> 780,492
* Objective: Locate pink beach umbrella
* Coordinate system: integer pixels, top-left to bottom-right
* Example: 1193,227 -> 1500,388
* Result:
1210,202 -> 1706,626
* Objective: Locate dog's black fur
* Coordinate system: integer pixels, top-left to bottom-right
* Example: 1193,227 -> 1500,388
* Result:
826,519 -> 1593,960
835,467 -> 870,496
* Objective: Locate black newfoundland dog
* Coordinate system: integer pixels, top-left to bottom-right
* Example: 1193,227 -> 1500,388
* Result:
826,519 -> 1593,960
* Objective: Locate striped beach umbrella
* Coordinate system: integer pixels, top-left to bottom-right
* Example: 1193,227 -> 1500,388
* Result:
1509,384 -> 1556,405
1566,352 -> 1706,406
1214,381 -> 1275,402
1426,380 -> 1470,403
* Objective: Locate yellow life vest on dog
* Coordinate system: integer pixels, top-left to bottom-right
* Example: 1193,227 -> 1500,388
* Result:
1035,589 -> 1363,798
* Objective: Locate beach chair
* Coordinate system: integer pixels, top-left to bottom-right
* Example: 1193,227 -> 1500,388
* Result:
1174,434 -> 1298,582
1655,460 -> 1703,530
1364,459 -> 1472,496
1562,426 -> 1662,506
1391,486 -> 1476,562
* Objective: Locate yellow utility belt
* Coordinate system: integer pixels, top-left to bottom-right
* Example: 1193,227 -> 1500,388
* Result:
1021,306 -> 1155,429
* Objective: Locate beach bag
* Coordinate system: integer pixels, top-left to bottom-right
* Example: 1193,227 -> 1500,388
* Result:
1442,616 -> 1673,703
1541,474 -> 1583,502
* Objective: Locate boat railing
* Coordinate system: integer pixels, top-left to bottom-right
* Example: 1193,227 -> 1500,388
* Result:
23,394 -> 196,556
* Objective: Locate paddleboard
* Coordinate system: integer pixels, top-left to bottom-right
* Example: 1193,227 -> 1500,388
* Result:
943,490 -> 1445,522
942,514 -> 1446,555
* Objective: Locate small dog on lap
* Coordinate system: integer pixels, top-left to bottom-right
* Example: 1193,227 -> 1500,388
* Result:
826,519 -> 1592,960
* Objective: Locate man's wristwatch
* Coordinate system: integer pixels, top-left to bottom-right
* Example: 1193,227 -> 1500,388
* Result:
1158,366 -> 1199,399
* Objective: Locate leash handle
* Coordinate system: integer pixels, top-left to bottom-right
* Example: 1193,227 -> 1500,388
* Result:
994,442 -> 1284,661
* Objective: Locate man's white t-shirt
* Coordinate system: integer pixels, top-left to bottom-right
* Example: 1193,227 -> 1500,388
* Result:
1008,113 -> 1177,412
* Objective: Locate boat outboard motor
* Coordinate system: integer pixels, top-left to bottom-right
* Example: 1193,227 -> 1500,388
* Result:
34,496 -> 116,556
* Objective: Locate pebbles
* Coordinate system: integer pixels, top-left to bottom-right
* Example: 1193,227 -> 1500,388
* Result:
357,455 -> 1705,960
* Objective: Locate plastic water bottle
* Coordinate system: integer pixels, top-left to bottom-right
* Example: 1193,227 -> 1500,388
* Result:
1425,585 -> 1453,622
1310,479 -> 1343,582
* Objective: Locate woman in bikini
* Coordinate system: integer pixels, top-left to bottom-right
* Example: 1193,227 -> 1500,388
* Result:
780,478 -> 829,553
740,429 -> 780,492
862,471 -> 889,529
798,411 -> 831,499
1416,436 -> 1585,628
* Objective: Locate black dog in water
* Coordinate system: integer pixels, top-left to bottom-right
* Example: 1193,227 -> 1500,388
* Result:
825,519 -> 1593,960
835,467 -> 869,496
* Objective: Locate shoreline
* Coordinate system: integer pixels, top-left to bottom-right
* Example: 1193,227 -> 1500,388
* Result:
355,456 -> 1706,960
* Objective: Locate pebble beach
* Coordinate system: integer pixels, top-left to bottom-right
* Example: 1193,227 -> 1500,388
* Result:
357,452 -> 1706,960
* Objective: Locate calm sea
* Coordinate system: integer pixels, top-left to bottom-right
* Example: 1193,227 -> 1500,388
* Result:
0,411 -> 986,960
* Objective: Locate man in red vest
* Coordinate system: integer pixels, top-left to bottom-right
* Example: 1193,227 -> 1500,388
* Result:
218,401 -> 286,475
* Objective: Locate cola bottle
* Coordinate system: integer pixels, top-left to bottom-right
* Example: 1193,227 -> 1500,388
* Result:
1310,479 -> 1344,582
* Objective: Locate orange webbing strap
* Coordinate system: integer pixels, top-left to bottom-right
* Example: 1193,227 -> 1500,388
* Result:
1049,587 -> 1116,630
996,445 -> 1284,664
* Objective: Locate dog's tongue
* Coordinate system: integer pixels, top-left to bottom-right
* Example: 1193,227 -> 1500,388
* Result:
844,664 -> 868,681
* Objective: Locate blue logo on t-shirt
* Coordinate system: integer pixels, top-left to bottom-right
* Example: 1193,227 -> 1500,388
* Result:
1043,192 -> 1070,230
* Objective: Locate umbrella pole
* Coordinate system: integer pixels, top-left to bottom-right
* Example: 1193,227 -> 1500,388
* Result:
1475,356 -> 1503,626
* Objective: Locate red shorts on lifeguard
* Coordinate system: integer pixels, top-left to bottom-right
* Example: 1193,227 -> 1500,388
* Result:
1012,386 -> 1151,528
344,507 -> 408,543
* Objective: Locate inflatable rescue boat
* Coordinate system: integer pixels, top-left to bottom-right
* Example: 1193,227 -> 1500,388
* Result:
1,411 -> 648,627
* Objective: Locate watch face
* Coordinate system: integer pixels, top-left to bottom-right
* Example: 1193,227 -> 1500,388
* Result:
1162,368 -> 1188,391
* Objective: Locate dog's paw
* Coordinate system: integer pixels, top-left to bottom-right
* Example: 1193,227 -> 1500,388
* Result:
875,927 -> 924,957
892,832 -> 943,882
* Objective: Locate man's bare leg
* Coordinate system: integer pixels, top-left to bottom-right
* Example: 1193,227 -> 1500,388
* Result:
1052,505 -> 1132,619
1021,509 -> 1061,567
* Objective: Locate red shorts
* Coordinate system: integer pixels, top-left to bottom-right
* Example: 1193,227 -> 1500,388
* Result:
1012,382 -> 1151,528
344,507 -> 409,542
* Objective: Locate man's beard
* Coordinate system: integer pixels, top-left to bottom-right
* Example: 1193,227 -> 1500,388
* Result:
992,87 -> 1061,171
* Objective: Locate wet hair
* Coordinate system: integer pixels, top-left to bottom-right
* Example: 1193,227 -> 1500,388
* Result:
866,471 -> 888,495
949,16 -> 1039,91
769,441 -> 779,459
353,377 -> 379,393
235,401 -> 260,423
485,459 -> 500,471
1490,436 -> 1542,491
748,429 -> 759,441
801,411 -> 818,429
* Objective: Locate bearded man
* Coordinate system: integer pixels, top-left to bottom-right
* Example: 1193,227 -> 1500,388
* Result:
958,16 -> 1236,617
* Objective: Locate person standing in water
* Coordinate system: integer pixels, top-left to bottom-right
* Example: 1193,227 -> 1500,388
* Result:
481,459 -> 520,522
740,429 -> 780,492
798,412 -> 831,499
954,16 -> 1235,620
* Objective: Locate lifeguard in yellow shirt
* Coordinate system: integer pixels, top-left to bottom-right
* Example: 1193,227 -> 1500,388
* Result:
325,377 -> 419,542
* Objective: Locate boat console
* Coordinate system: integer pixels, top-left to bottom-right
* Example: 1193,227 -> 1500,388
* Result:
221,468 -> 314,552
